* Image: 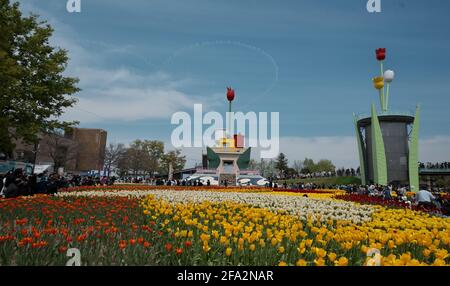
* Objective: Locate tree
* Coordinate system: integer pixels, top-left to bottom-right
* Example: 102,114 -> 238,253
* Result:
104,143 -> 126,177
115,140 -> 166,178
315,159 -> 336,173
292,160 -> 303,176
160,150 -> 186,179
302,158 -> 315,174
248,159 -> 258,170
286,167 -> 297,178
116,152 -> 131,178
275,153 -> 289,178
0,0 -> 79,156
252,159 -> 276,178
120,140 -> 151,178
141,140 -> 164,176
44,130 -> 78,171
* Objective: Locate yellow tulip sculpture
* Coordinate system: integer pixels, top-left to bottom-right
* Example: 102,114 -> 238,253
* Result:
373,76 -> 385,111
373,76 -> 384,90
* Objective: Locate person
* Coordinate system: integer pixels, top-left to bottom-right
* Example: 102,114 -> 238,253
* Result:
383,186 -> 392,200
36,173 -> 47,194
416,189 -> 435,209
368,184 -> 376,196
397,186 -> 407,201
0,173 -> 6,197
46,173 -> 59,195
207,180 -> 211,186
3,169 -> 21,198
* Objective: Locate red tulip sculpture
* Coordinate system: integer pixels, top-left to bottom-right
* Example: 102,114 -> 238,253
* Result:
376,48 -> 386,61
227,87 -> 235,102
226,87 -> 235,144
374,48 -> 393,112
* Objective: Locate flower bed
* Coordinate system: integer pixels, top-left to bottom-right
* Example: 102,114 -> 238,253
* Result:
57,190 -> 372,223
1,187 -> 449,266
140,195 -> 450,266
60,185 -> 269,193
0,196 -> 159,266
334,194 -> 442,214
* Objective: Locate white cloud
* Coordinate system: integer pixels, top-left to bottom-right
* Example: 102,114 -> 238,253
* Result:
278,136 -> 358,168
63,86 -> 199,122
18,2 -> 214,123
419,136 -> 450,163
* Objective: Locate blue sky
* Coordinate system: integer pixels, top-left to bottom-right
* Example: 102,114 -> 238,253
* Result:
18,0 -> 450,167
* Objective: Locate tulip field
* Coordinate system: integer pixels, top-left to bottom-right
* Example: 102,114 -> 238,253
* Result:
0,186 -> 449,266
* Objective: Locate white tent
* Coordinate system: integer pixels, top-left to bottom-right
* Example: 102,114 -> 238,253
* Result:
33,164 -> 52,174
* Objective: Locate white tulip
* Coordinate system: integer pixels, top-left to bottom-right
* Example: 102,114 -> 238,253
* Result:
384,70 -> 395,83
58,189 -> 374,224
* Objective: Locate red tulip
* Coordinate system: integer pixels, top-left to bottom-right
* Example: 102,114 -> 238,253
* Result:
376,48 -> 386,61
226,87 -> 235,102
119,240 -> 127,249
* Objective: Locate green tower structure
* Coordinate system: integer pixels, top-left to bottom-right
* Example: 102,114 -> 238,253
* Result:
370,104 -> 388,186
354,48 -> 420,191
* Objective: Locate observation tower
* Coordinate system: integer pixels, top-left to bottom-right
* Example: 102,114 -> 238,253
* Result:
354,48 -> 420,191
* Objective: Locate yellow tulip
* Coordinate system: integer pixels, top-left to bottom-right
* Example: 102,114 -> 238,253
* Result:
373,76 -> 384,90
314,258 -> 325,266
387,240 -> 396,249
225,247 -> 232,257
435,249 -> 449,260
259,239 -> 266,248
271,237 -> 278,246
315,248 -> 327,258
433,258 -> 446,266
327,252 -> 337,262
423,249 -> 431,257
202,244 -> 211,253
335,257 -> 348,266
297,246 -> 306,254
296,259 -> 307,266
406,259 -> 421,266
399,253 -> 412,264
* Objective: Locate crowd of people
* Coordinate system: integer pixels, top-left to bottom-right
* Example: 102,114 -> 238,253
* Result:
350,184 -> 450,215
0,169 -> 118,198
419,162 -> 450,169
149,178 -> 213,186
278,180 -> 450,216
0,169 -> 62,198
